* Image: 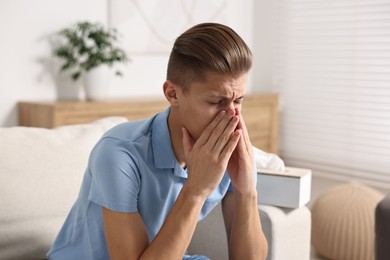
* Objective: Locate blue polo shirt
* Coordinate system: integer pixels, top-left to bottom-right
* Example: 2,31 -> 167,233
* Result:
47,107 -> 236,260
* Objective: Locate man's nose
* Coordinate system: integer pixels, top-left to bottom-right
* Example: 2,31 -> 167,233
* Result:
224,102 -> 238,115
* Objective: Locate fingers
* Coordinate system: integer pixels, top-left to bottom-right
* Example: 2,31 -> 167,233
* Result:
196,109 -> 239,154
209,113 -> 239,155
190,109 -> 241,163
235,110 -> 252,152
200,109 -> 240,163
196,110 -> 226,146
219,129 -> 241,160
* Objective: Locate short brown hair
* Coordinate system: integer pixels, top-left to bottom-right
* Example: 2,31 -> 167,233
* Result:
167,23 -> 252,92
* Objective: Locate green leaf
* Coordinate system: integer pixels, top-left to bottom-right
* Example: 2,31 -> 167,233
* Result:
52,20 -> 130,82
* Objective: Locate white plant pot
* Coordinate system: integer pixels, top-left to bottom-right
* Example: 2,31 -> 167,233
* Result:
55,70 -> 84,101
83,65 -> 112,101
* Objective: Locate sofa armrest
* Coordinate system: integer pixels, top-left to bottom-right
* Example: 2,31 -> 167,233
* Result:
260,205 -> 311,260
188,203 -> 311,260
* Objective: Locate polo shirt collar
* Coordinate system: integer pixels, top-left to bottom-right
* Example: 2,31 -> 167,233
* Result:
152,107 -> 187,178
152,107 -> 175,169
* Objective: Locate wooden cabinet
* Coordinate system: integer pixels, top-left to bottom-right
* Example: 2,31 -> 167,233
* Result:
19,98 -> 170,128
19,94 -> 278,153
241,94 -> 279,153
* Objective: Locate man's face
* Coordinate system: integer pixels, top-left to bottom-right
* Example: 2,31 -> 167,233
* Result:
177,72 -> 248,141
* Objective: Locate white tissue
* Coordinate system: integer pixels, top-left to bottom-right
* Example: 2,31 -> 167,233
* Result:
253,146 -> 285,171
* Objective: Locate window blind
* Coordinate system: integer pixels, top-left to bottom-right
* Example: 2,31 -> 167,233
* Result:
271,0 -> 390,189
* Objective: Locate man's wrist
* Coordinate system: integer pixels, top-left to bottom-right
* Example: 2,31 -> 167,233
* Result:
233,188 -> 258,205
181,183 -> 209,204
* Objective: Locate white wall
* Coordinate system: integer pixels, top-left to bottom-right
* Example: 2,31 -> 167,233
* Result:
0,0 -> 107,126
0,0 -> 265,127
252,0 -> 276,92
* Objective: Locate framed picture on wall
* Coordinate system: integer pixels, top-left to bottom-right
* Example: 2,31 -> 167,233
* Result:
108,0 -> 229,55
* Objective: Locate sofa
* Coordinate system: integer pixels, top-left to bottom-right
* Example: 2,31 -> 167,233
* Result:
0,117 -> 311,260
376,194 -> 390,260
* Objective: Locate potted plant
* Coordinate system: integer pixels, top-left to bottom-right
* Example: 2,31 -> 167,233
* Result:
52,21 -> 128,100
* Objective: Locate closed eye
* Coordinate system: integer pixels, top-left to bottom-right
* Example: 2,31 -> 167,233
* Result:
207,100 -> 223,105
235,97 -> 244,104
207,96 -> 244,106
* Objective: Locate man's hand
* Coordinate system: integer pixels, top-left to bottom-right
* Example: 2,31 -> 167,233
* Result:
182,110 -> 241,198
222,110 -> 268,260
227,109 -> 256,195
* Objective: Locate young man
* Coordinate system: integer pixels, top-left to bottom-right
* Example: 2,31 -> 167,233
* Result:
48,23 -> 268,260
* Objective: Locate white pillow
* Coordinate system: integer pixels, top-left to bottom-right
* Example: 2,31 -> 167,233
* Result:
0,116 -> 127,260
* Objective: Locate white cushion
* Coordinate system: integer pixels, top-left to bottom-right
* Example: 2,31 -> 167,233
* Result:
0,117 -> 127,260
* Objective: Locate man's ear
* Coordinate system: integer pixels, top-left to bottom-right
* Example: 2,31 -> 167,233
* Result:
163,80 -> 181,107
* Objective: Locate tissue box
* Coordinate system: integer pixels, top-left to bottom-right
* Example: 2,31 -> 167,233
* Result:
257,167 -> 312,208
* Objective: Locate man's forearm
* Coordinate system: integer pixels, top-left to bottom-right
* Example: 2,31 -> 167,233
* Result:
228,191 -> 268,260
140,185 -> 206,260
